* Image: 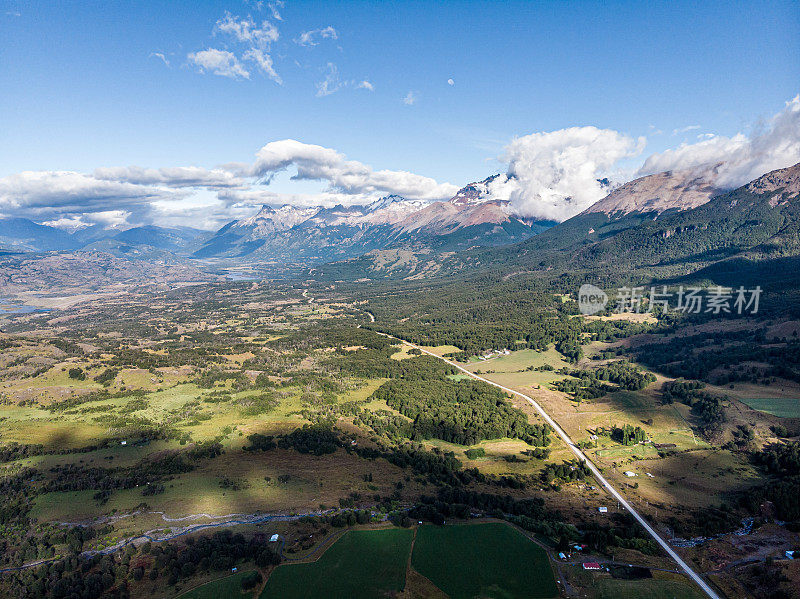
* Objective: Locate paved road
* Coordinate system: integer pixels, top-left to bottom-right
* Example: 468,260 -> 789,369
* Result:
384,335 -> 722,599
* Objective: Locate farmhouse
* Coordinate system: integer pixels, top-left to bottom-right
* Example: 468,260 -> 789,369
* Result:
582,562 -> 602,570
623,471 -> 637,477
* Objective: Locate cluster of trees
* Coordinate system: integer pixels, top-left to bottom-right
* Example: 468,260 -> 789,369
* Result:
244,425 -> 343,456
42,442 -> 223,502
371,375 -> 551,446
3,528 -> 283,599
580,515 -> 659,555
554,361 -> 657,402
754,441 -> 800,477
277,423 -> 342,455
353,409 -> 413,441
541,460 -> 592,484
743,442 -> 800,524
0,442 -> 45,463
353,444 -> 465,485
661,379 -> 726,434
635,329 -> 800,386
612,424 -> 648,446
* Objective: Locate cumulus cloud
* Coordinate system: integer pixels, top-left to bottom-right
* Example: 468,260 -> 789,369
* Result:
188,49 -> 250,79
249,139 -> 458,200
295,26 -> 338,47
638,95 -> 800,188
0,141 -> 458,229
501,127 -> 645,221
447,78 -> 454,86
92,166 -> 245,189
0,171 -> 177,210
215,12 -> 279,46
189,12 -> 281,83
403,91 -> 417,105
357,80 -> 374,91
0,170 -> 189,228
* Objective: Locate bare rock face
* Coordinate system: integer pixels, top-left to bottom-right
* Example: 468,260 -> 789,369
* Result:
746,162 -> 800,197
582,165 -> 723,216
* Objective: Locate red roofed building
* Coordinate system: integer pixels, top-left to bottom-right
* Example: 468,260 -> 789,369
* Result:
582,562 -> 602,570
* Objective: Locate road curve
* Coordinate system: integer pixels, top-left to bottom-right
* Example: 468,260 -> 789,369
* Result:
383,335 -> 721,599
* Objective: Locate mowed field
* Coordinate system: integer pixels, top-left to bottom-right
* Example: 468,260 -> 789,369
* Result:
260,523 -> 559,599
260,528 -> 413,599
738,396 -> 800,418
411,523 -> 559,599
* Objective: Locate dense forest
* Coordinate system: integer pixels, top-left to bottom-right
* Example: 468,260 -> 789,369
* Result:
371,375 -> 551,446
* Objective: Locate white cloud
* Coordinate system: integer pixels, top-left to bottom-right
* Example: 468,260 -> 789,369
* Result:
0,140 -> 458,230
638,95 -> 800,188
86,210 -> 131,229
268,1 -> 284,21
0,171 -> 188,228
403,91 -> 417,105
672,124 -> 701,135
243,48 -> 281,83
92,166 -> 245,189
316,63 -> 343,97
501,127 -> 646,221
447,78 -> 454,86
188,49 -> 250,79
295,26 -> 338,47
40,215 -> 92,232
357,80 -> 374,91
149,52 -> 170,67
188,12 -> 281,83
215,12 -> 279,46
249,139 -> 458,201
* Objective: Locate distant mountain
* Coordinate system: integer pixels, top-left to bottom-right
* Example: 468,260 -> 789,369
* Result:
449,174 -> 514,206
583,165 -> 722,216
310,162 -> 800,281
193,189 -> 551,264
0,218 -> 80,252
471,161 -> 800,278
0,220 -> 208,258
112,225 -> 208,252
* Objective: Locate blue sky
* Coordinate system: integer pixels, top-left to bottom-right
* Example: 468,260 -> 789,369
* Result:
1,0 -> 798,228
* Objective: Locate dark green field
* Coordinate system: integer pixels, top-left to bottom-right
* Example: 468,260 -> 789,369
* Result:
411,523 -> 558,599
260,528 -> 414,599
740,397 -> 800,418
178,570 -> 258,599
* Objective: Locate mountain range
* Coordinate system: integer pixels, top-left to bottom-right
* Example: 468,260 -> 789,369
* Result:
0,176 -> 551,265
312,162 -> 800,281
2,162 -> 799,288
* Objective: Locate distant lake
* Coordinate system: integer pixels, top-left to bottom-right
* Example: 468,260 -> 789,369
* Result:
0,298 -> 51,315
